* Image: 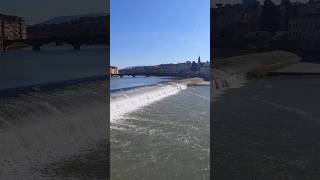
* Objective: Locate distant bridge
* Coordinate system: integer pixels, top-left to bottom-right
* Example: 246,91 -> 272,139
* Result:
2,35 -> 108,52
111,73 -> 153,78
110,73 -> 177,78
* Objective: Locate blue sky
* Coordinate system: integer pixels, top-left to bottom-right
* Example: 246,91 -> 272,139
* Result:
111,0 -> 210,68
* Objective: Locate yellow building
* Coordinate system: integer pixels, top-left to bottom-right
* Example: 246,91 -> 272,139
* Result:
110,66 -> 119,75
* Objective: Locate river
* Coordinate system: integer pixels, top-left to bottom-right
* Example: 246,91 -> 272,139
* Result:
213,75 -> 320,179
0,46 -> 210,179
0,45 -> 108,90
110,76 -> 210,180
0,45 -> 109,179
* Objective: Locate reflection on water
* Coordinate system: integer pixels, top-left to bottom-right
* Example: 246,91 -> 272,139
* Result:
111,76 -> 174,90
111,86 -> 210,180
0,45 -> 108,90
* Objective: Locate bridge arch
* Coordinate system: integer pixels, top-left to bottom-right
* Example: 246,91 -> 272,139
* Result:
2,39 -> 48,52
2,41 -> 30,52
2,36 -> 107,52
64,39 -> 87,51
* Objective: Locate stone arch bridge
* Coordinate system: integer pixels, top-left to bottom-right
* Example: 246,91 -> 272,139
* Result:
2,35 -> 107,52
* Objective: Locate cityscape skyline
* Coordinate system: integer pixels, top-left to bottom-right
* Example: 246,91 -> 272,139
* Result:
111,0 -> 210,69
110,56 -> 209,69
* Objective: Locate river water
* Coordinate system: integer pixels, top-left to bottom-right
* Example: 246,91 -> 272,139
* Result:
0,45 -> 210,179
0,45 -> 108,90
0,45 -> 109,179
110,77 -> 210,180
213,75 -> 320,179
110,76 -> 174,90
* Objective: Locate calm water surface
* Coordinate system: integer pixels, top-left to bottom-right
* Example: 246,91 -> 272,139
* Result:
111,76 -> 174,90
0,45 -> 108,90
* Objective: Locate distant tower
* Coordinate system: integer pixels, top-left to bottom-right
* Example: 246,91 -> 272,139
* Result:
197,56 -> 201,71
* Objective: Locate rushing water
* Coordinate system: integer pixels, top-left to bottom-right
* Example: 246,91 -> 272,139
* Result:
0,46 -> 109,179
0,45 -> 210,179
110,77 -> 210,180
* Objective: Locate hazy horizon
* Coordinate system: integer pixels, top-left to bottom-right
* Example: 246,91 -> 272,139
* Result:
0,0 -> 109,25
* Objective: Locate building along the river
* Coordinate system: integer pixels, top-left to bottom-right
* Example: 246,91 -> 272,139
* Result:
110,66 -> 119,75
0,14 -> 27,51
0,14 -> 27,40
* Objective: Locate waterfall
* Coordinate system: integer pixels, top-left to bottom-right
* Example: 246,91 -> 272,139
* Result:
212,73 -> 247,90
212,73 -> 247,99
110,82 -> 187,122
0,80 -> 108,179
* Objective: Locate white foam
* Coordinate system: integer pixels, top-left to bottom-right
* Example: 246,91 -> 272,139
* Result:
0,81 -> 108,178
110,82 -> 187,122
212,73 -> 248,99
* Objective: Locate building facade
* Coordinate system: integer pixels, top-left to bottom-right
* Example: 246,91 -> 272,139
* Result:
0,14 -> 27,40
159,64 -> 177,75
110,66 -> 119,75
177,61 -> 192,74
0,14 -> 27,52
117,57 -> 210,79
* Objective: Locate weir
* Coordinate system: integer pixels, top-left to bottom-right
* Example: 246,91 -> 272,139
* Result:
212,51 -> 305,90
110,78 -> 203,122
0,80 -> 109,178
